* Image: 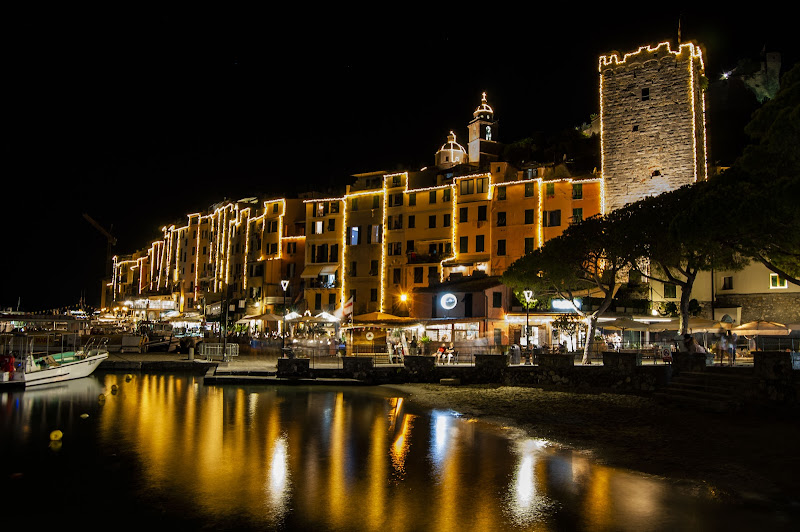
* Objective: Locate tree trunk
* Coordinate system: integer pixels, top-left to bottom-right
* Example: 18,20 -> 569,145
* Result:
582,314 -> 598,364
678,270 -> 698,336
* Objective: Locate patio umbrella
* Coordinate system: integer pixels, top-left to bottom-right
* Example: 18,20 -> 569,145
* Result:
732,320 -> 790,336
602,318 -> 649,348
732,320 -> 790,350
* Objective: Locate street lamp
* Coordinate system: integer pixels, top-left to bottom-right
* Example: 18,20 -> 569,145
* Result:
523,290 -> 533,364
281,279 -> 289,357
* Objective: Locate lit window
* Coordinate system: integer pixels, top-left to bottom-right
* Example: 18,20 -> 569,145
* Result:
770,274 -> 788,289
572,183 -> 583,199
722,276 -> 733,290
641,87 -> 650,101
525,182 -> 535,197
497,186 -> 506,200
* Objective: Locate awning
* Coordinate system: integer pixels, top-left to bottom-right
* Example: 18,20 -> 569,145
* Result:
301,265 -> 324,278
320,265 -> 339,275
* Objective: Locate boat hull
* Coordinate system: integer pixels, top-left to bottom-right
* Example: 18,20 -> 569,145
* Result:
15,353 -> 109,387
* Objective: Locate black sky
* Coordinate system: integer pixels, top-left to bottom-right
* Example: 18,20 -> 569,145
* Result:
3,8 -> 798,311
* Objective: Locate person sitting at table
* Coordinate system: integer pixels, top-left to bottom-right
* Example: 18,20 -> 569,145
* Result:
437,344 -> 446,363
445,343 -> 455,364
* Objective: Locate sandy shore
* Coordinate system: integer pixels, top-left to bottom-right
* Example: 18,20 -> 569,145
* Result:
382,383 -> 800,507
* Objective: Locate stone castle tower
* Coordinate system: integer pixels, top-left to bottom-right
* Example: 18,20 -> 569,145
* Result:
599,42 -> 708,212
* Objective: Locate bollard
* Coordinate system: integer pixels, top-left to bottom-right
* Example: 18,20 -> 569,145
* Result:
188,347 -> 194,361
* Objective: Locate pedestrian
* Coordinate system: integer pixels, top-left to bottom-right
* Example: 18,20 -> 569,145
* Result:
723,330 -> 738,366
683,334 -> 707,354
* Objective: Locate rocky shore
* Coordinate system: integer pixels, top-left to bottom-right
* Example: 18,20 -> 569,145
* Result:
383,383 -> 800,508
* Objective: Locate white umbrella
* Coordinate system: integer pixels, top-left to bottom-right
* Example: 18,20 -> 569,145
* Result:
732,320 -> 790,351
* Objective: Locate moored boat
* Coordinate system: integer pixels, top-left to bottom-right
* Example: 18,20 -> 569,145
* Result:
1,334 -> 109,387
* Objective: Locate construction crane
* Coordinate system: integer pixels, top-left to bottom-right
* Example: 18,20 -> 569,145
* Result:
83,213 -> 117,277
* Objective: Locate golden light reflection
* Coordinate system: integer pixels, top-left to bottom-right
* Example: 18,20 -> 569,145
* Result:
391,412 -> 415,478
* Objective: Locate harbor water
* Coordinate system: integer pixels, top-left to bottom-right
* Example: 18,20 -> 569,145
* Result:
1,371 -> 795,531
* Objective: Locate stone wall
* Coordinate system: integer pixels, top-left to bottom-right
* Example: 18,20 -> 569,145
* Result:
601,43 -> 706,212
716,293 -> 800,324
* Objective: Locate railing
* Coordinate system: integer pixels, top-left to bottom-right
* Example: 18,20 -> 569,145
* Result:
199,343 -> 240,361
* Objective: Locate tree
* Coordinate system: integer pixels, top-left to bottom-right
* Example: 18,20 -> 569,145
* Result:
502,215 -> 630,364
697,63 -> 800,285
613,185 -> 747,335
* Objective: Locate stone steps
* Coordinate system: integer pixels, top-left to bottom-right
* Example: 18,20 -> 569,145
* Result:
654,370 -> 754,413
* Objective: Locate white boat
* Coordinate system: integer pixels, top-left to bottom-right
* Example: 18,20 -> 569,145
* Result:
1,334 -> 109,387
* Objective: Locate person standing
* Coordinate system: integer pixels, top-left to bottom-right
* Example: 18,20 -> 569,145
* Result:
723,330 -> 738,366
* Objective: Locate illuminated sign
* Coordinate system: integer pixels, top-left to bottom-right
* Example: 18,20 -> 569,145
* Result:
552,298 -> 580,310
440,293 -> 458,310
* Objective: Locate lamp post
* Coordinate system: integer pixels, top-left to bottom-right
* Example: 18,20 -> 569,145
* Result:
524,290 -> 533,364
281,280 -> 289,357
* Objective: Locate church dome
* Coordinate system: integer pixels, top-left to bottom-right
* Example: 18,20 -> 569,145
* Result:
435,131 -> 467,168
473,92 -> 494,120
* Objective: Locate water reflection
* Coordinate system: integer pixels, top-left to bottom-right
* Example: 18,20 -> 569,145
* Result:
2,373 -> 791,531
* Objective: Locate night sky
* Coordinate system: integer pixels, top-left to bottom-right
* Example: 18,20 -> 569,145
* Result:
4,8 -> 798,311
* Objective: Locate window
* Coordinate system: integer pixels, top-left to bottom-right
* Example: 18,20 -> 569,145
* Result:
393,268 -> 401,284
477,205 -> 487,221
722,276 -> 733,290
348,226 -> 360,245
524,209 -> 534,224
664,283 -> 677,298
330,202 -> 339,214
572,183 -> 583,199
312,221 -> 323,234
271,243 -> 279,255
497,186 -> 506,200
633,125 -> 639,132
429,266 -> 437,281
476,235 -> 485,252
373,195 -> 380,209
525,182 -> 535,197
429,190 -> 437,204
493,292 -> 502,308
370,288 -> 378,302
429,215 -> 436,228
328,294 -> 336,308
370,260 -> 379,276
394,193 -> 404,206
641,87 -> 650,101
476,177 -> 488,193
443,214 -> 451,227
459,207 -> 468,223
543,210 -> 561,227
496,212 -> 506,226
459,236 -> 468,253
572,208 -> 583,224
443,188 -> 451,202
770,274 -> 788,289
460,179 -> 474,195
524,238 -> 535,254
350,261 -> 357,276
545,183 -> 555,197
414,267 -> 423,284
406,240 -> 414,253
328,218 -> 335,232
497,239 -> 506,256
409,193 -> 416,206
408,215 -> 415,228
369,224 -> 382,243
314,293 -> 322,310
351,197 -> 358,211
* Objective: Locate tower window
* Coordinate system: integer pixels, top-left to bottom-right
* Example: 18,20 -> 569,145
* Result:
632,125 -> 639,132
641,88 -> 650,101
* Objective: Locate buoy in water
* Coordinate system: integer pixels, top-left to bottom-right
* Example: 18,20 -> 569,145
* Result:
50,430 -> 63,441
98,394 -> 106,404
80,413 -> 89,419
125,374 -> 133,382
111,384 -> 118,394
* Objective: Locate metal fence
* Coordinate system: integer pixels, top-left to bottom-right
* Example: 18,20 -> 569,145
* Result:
199,342 -> 240,361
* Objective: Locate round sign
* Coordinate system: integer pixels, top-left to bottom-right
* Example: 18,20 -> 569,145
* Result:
365,332 -> 375,341
440,293 -> 458,310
